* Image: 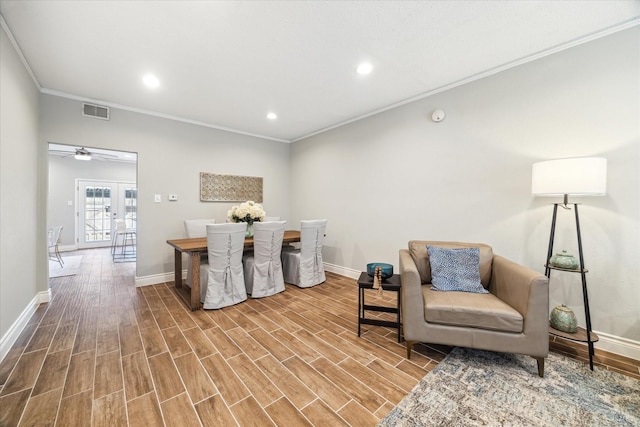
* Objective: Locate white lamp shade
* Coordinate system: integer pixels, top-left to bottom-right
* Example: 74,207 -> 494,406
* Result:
532,157 -> 607,196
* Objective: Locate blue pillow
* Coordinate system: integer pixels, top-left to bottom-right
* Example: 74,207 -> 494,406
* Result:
426,245 -> 488,294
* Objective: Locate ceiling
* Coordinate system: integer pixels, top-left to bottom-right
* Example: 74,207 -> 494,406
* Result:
1,1 -> 639,143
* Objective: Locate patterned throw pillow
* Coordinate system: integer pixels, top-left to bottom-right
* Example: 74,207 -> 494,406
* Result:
426,245 -> 488,293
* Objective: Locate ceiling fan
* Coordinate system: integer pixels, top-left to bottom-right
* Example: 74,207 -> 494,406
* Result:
48,146 -> 121,161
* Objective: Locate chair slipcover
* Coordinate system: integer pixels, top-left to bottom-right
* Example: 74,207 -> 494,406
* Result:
243,221 -> 286,297
263,216 -> 281,222
199,222 -> 247,309
282,219 -> 327,288
184,219 -> 215,287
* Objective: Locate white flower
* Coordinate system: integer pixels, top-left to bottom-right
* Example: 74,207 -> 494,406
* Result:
227,201 -> 266,224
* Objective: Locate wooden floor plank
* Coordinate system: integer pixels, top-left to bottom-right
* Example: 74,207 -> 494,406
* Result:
127,392 -> 164,426
265,397 -> 313,427
62,349 -> 95,398
229,396 -> 276,427
32,348 -> 72,397
0,349 -> 47,396
173,352 -> 217,404
92,390 -> 128,427
194,394 -> 239,426
18,387 -> 63,427
0,388 -> 31,427
147,352 -> 186,403
56,389 -> 92,427
122,351 -> 154,401
161,392 -> 202,427
94,349 -> 123,399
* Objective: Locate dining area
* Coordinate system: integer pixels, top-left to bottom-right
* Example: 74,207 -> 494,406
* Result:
166,202 -> 328,311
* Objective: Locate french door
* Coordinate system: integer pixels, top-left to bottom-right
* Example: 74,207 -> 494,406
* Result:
77,180 -> 137,249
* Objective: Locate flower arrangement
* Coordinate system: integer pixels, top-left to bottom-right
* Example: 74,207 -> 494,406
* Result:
227,200 -> 266,224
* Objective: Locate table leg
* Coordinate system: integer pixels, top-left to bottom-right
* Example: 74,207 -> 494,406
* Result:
174,249 -> 182,288
397,290 -> 402,343
358,287 -> 362,337
190,251 -> 201,311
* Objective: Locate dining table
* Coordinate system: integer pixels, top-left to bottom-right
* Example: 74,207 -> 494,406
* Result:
166,229 -> 301,310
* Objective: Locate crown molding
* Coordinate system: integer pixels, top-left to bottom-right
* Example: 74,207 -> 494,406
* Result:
0,13 -> 41,90
291,18 -> 640,142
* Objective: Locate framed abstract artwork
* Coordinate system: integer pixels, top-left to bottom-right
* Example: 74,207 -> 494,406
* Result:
200,173 -> 263,202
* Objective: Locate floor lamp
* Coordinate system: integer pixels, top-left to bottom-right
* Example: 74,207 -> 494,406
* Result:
531,157 -> 607,370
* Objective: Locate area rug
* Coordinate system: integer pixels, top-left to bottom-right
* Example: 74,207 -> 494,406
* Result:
49,255 -> 82,278
378,347 -> 640,427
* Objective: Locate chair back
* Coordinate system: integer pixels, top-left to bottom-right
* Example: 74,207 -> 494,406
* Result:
184,218 -> 216,238
247,221 -> 286,297
48,226 -> 63,247
201,222 -> 247,308
300,219 -> 327,256
300,219 -> 327,284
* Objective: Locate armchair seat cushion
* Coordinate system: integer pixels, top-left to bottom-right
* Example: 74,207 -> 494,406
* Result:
422,287 -> 523,333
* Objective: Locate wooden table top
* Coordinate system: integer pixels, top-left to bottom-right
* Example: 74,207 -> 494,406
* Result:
167,229 -> 301,252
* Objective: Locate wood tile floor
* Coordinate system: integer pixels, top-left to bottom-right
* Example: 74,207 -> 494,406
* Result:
1,248 -> 638,426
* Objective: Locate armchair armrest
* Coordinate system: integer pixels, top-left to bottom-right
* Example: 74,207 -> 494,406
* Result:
490,255 -> 549,329
399,249 -> 424,338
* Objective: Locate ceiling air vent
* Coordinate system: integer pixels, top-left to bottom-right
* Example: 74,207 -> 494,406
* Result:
82,103 -> 110,120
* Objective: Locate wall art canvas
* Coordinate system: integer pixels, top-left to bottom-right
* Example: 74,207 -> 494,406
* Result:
200,173 -> 263,202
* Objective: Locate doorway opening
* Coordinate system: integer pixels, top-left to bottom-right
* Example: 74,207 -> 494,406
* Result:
47,143 -> 138,272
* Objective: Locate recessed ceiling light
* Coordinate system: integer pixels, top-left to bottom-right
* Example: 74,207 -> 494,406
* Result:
143,74 -> 160,88
266,112 -> 278,120
356,62 -> 373,75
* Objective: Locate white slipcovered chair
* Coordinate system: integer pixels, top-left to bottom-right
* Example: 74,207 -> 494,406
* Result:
263,216 -> 281,222
243,221 -> 286,297
282,219 -> 327,288
199,222 -> 247,309
184,219 -> 216,287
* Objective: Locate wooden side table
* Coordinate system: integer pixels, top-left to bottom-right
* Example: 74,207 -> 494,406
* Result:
357,272 -> 402,342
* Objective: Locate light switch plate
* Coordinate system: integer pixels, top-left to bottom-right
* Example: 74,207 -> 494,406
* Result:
154,194 -> 161,203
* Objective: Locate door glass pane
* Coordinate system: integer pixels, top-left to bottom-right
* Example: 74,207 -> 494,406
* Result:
85,186 -> 111,242
124,188 -> 137,229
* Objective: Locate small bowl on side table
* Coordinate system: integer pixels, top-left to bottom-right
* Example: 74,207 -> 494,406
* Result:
366,263 -> 394,281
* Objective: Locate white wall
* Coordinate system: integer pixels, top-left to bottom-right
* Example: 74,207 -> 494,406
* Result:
48,155 -> 137,246
290,27 -> 640,343
39,95 -> 291,278
0,26 -> 45,339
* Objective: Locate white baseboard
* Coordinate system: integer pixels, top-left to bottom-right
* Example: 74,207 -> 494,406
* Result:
594,330 -> 640,361
135,270 -> 188,287
0,289 -> 51,362
324,262 -> 361,279
134,263 -> 359,287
